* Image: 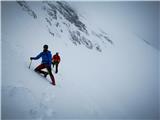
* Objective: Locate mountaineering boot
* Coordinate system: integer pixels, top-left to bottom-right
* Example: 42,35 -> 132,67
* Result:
44,72 -> 48,78
51,82 -> 56,86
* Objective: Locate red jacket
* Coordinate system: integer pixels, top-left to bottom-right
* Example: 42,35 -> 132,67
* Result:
52,54 -> 61,63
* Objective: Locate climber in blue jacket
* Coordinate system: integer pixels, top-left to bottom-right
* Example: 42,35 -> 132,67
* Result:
30,44 -> 56,85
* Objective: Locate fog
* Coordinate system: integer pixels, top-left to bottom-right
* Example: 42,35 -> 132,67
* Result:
70,1 -> 159,50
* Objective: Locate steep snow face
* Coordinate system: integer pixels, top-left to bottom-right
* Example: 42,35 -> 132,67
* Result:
16,1 -> 113,53
2,1 -> 159,120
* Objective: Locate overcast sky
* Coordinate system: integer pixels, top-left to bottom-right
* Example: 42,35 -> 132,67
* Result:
70,1 -> 159,50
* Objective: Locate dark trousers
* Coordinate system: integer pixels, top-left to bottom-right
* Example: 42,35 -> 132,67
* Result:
34,64 -> 55,85
52,62 -> 59,73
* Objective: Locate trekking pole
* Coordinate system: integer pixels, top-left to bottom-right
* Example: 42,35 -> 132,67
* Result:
29,60 -> 32,69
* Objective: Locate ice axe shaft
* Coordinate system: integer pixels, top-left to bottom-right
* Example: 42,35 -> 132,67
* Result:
29,60 -> 32,69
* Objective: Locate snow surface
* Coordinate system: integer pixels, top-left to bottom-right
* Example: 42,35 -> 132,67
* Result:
1,1 -> 159,120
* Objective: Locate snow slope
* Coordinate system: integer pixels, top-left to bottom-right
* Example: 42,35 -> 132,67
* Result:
2,1 -> 159,120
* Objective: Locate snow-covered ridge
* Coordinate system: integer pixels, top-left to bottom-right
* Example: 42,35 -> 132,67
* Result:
17,1 -> 113,52
17,1 -> 37,19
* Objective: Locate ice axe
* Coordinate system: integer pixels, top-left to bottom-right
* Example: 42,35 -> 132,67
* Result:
29,59 -> 32,69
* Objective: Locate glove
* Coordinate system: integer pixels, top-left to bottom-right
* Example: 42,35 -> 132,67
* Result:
30,57 -> 34,60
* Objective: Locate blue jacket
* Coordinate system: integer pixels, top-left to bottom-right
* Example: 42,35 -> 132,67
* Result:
33,50 -> 52,66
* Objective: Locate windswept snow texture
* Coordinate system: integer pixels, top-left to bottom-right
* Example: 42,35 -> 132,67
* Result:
2,1 -> 159,120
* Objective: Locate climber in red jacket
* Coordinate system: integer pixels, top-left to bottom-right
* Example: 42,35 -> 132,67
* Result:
52,52 -> 61,73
